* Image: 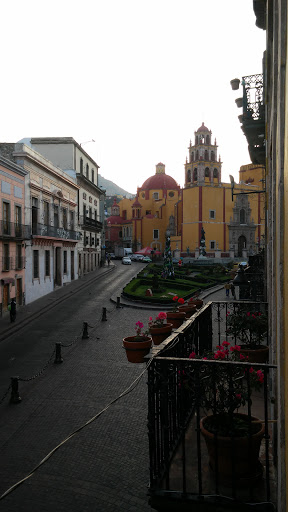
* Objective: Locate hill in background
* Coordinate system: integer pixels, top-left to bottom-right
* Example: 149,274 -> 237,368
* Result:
98,174 -> 134,198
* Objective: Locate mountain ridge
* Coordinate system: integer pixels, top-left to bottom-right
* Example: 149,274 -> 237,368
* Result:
98,174 -> 134,198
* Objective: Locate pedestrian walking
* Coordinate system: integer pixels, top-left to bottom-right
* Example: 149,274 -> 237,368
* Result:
107,254 -> 111,266
231,282 -> 236,299
9,298 -> 16,322
224,282 -> 231,297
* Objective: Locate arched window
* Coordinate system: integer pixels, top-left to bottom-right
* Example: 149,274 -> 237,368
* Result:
86,164 -> 89,180
213,168 -> 218,178
205,167 -> 210,178
187,169 -> 191,182
211,151 -> 215,162
193,168 -> 197,181
206,135 -> 210,144
196,150 -> 199,160
204,150 -> 209,160
240,209 -> 246,224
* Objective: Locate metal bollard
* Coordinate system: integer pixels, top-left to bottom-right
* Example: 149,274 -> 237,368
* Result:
116,297 -> 121,309
54,342 -> 63,364
102,307 -> 107,321
10,376 -> 21,404
82,322 -> 89,339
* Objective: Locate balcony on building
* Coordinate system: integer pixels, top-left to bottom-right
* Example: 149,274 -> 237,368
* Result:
238,74 -> 265,166
32,223 -> 80,241
79,215 -> 102,232
0,221 -> 31,240
147,298 -> 277,511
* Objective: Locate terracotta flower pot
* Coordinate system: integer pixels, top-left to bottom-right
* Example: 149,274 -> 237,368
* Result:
239,345 -> 269,364
166,311 -> 186,328
149,323 -> 173,345
123,336 -> 152,363
188,298 -> 203,309
200,413 -> 265,485
230,78 -> 240,90
178,304 -> 197,318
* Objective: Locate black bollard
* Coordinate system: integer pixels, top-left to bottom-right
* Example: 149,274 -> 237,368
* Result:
102,307 -> 107,321
10,376 -> 21,404
116,296 -> 121,309
82,322 -> 89,339
54,342 -> 63,364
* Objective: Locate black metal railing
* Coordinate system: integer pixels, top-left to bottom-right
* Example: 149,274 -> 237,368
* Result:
32,223 -> 81,241
0,221 -> 31,239
79,215 -> 102,231
240,74 -> 265,166
147,302 -> 276,510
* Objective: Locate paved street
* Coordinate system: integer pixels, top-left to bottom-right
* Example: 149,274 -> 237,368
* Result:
0,263 -> 226,512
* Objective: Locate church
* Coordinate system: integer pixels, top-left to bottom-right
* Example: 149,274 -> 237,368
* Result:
106,123 -> 265,259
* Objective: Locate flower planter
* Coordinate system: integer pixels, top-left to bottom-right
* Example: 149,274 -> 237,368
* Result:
123,336 -> 152,363
239,345 -> 269,364
200,413 -> 265,485
188,298 -> 203,309
230,78 -> 240,90
166,311 -> 186,328
178,304 -> 197,318
235,97 -> 243,108
149,323 -> 173,345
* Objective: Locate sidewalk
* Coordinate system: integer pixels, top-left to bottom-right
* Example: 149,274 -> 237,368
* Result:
0,263 -> 115,342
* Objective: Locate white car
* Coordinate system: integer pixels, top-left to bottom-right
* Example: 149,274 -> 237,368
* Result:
122,256 -> 132,265
131,254 -> 145,262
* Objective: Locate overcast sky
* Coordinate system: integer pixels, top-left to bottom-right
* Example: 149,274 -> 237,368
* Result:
1,0 -> 265,194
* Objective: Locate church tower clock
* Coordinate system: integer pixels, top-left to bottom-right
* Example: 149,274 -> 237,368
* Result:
184,122 -> 222,187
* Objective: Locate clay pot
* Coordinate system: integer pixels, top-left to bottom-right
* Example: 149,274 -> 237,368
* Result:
123,336 -> 152,363
239,345 -> 269,364
166,311 -> 186,328
178,304 -> 197,318
149,323 -> 173,345
188,298 -> 203,309
230,78 -> 240,90
200,413 -> 265,485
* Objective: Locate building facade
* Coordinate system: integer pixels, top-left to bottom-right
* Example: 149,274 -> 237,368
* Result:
0,155 -> 29,313
30,138 -> 104,276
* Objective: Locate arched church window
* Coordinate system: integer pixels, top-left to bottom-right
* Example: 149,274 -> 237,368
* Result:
196,150 -> 199,160
205,168 -> 210,178
211,151 -> 215,162
240,209 -> 246,224
193,168 -> 197,181
204,150 -> 208,160
195,136 -> 198,145
213,168 -> 218,178
206,135 -> 210,144
187,169 -> 191,182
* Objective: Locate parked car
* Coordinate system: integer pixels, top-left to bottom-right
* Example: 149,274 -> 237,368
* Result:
142,256 -> 152,263
122,256 -> 132,265
107,253 -> 116,259
131,254 -> 145,262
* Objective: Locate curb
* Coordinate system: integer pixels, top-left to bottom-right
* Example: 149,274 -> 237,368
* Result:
0,265 -> 115,343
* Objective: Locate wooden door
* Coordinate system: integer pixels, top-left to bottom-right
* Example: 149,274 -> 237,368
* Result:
3,284 -> 9,310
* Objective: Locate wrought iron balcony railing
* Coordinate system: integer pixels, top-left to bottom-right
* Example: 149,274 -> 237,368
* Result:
32,223 -> 81,241
2,256 -> 13,271
0,221 -> 31,240
240,74 -> 265,166
79,215 -> 102,231
147,301 -> 276,511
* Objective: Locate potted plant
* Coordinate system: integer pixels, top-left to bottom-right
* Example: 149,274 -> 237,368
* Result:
226,308 -> 269,363
188,292 -> 203,309
178,298 -> 197,318
187,342 -> 265,484
149,312 -> 173,345
123,321 -> 152,363
166,296 -> 187,328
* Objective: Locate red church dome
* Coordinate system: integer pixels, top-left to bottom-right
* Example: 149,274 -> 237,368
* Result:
196,122 -> 210,132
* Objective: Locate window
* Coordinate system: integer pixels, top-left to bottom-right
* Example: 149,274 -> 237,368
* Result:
209,210 -> 215,219
240,209 -> 246,224
63,251 -> 67,274
3,201 -> 10,234
33,250 -> 39,278
83,204 -> 87,219
3,244 -> 9,270
70,211 -> 74,230
213,168 -> 218,178
54,205 -> 59,228
63,208 -> 68,229
32,197 -> 38,234
211,151 -> 215,162
86,164 -> 89,180
205,168 -> 210,177
89,207 -> 92,218
196,150 -> 199,160
204,150 -> 209,160
168,191 -> 174,197
45,250 -> 50,276
119,230 -> 122,238
193,168 -> 198,181
206,135 -> 210,144
43,201 -> 49,225
210,241 -> 216,250
80,158 -> 83,174
91,169 -> 94,183
15,206 -> 22,236
191,152 -> 194,162
153,192 -> 159,200
16,245 -> 22,269
153,229 -> 159,239
187,169 -> 191,182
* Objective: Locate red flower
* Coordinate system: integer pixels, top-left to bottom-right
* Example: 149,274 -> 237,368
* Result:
189,351 -> 196,359
247,312 -> 251,316
178,298 -> 185,305
222,341 -> 230,347
236,393 -> 242,399
173,295 -> 178,302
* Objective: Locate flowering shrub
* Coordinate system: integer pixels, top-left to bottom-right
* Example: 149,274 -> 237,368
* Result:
172,295 -> 185,311
184,341 -> 264,431
149,312 -> 168,328
226,308 -> 268,348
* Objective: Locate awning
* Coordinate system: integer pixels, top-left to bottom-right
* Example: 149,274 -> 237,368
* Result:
1,278 -> 15,285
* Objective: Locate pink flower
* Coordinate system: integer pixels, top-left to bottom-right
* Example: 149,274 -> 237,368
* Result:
247,312 -> 251,317
257,369 -> 264,383
240,353 -> 246,360
252,314 -> 256,319
157,312 -> 167,320
249,367 -> 254,373
135,321 -> 144,329
236,393 -> 242,399
203,357 -> 208,360
189,351 -> 196,359
222,341 -> 230,347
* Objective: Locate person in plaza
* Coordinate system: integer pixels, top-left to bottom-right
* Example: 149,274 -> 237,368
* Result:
224,282 -> 231,297
107,254 -> 111,266
230,282 -> 236,299
9,298 -> 16,322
